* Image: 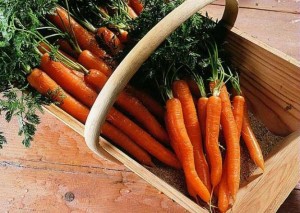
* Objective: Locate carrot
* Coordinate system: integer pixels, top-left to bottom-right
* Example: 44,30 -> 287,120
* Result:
48,7 -> 111,60
39,55 -> 179,168
126,85 -> 165,121
85,69 -> 169,144
127,6 -> 138,19
165,98 -> 210,202
40,53 -> 98,107
129,0 -> 144,15
165,111 -> 199,198
102,122 -> 154,166
27,68 -> 153,166
219,85 -> 240,199
242,103 -> 265,170
117,29 -> 129,43
172,80 -> 211,191
28,68 -> 90,123
70,69 -> 84,80
206,95 -> 223,187
186,78 -> 201,98
232,95 -> 245,138
96,27 -> 124,55
107,107 -> 180,169
56,39 -> 80,58
117,92 -> 169,144
197,97 -> 208,143
218,159 -> 230,213
78,50 -> 113,77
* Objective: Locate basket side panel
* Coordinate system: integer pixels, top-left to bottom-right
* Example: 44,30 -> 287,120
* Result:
224,28 -> 300,136
232,131 -> 300,212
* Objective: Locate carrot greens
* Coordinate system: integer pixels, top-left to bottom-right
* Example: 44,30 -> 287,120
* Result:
0,0 -> 59,147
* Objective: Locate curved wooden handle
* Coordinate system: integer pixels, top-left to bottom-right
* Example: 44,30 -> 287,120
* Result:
84,0 -> 239,162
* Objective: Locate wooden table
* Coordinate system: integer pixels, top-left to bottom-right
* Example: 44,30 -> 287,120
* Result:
0,0 -> 299,212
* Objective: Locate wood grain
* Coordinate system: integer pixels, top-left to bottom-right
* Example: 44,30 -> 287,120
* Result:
0,1 -> 299,212
201,5 -> 300,60
212,0 -> 300,13
223,28 -> 300,136
278,189 -> 300,213
0,112 -> 124,171
232,131 -> 300,212
0,161 -> 184,213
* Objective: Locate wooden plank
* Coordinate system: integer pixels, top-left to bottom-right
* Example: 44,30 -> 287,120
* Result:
212,0 -> 300,13
277,189 -> 300,213
201,5 -> 300,60
0,1 -> 299,213
223,28 -> 300,136
0,161 -> 185,212
0,112 -> 124,171
232,131 -> 300,212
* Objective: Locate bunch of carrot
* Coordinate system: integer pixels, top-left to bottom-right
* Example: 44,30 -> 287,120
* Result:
161,45 -> 265,210
27,2 -> 183,170
23,1 -> 264,212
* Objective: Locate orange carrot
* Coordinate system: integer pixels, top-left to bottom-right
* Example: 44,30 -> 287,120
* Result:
96,27 -> 124,55
206,95 -> 223,187
28,68 -> 90,123
232,95 -> 245,138
186,78 -> 201,98
48,7 -> 111,60
70,69 -> 84,80
242,103 -> 264,170
127,5 -> 138,19
219,85 -> 240,199
218,159 -> 230,213
56,39 -> 80,58
198,97 -> 208,143
39,56 -> 178,168
129,0 -> 144,15
165,98 -> 210,202
172,80 -> 211,191
85,69 -> 169,144
166,111 -> 196,198
27,68 -> 153,166
126,85 -> 165,121
107,108 -> 180,169
117,29 -> 129,43
102,122 -> 154,166
78,50 -> 113,77
40,53 -> 98,107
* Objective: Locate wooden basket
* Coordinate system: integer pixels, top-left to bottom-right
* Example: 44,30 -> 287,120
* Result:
45,0 -> 300,212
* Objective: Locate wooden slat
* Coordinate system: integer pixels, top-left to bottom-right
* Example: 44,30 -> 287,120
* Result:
232,131 -> 300,212
0,112 -> 124,171
223,28 -> 300,136
0,1 -> 299,213
0,161 -> 184,212
278,189 -> 300,213
201,5 -> 300,60
212,0 -> 300,13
